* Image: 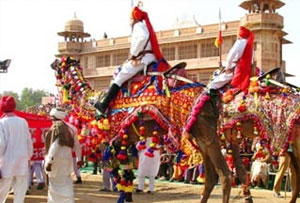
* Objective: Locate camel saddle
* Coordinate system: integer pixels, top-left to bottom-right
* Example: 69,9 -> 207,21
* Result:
130,62 -> 192,88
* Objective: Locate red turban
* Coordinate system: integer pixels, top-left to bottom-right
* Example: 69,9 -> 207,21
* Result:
238,26 -> 251,39
0,95 -> 16,113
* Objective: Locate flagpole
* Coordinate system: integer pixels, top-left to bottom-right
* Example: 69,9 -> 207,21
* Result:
131,0 -> 134,8
218,8 -> 222,69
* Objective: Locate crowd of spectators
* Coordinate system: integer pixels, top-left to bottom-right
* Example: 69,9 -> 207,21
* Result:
25,103 -> 54,116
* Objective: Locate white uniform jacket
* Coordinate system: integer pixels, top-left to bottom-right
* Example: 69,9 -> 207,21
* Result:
130,21 -> 156,65
224,38 -> 247,70
208,38 -> 247,90
113,21 -> 156,87
0,116 -> 33,178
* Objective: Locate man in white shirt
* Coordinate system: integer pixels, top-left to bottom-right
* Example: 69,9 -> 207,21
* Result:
44,108 -> 82,203
207,26 -> 254,94
136,137 -> 160,194
0,96 -> 33,203
94,6 -> 168,117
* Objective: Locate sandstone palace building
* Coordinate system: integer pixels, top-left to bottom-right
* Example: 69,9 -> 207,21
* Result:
56,0 -> 290,91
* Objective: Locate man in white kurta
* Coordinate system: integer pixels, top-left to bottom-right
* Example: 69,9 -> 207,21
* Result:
45,108 -> 81,203
113,20 -> 155,87
94,8 -> 156,117
136,137 -> 160,193
0,96 -> 33,203
207,26 -> 254,93
207,36 -> 247,90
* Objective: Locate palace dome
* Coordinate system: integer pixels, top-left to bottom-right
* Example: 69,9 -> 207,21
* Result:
64,17 -> 84,33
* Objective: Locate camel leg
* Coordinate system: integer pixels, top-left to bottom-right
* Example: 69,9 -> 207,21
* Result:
200,152 -> 219,203
202,137 -> 232,203
232,144 -> 253,203
192,98 -> 231,203
289,128 -> 300,203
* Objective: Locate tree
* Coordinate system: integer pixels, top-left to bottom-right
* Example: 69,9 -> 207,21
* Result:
0,88 -> 49,111
20,88 -> 48,110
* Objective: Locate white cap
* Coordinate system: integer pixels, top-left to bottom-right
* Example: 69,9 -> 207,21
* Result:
50,108 -> 67,120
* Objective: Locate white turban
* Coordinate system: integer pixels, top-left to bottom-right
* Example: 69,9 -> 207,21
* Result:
50,108 -> 67,120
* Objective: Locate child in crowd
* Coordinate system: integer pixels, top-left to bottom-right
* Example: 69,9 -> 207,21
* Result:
250,143 -> 271,188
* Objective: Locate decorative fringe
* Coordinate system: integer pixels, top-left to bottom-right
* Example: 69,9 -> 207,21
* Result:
185,93 -> 211,132
117,105 -> 170,140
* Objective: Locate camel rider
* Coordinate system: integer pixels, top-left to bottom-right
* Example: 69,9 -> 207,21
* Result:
94,6 -> 169,117
207,26 -> 254,94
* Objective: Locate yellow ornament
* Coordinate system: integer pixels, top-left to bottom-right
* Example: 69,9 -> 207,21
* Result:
103,125 -> 110,130
91,120 -> 97,126
264,92 -> 271,99
98,123 -> 104,130
103,119 -> 109,125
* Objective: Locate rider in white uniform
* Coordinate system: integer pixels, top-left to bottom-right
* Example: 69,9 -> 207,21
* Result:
94,6 -> 158,117
207,26 -> 254,94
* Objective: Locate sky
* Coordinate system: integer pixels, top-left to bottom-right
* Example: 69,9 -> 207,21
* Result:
0,0 -> 299,95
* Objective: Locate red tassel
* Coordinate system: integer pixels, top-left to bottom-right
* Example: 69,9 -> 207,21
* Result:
145,151 -> 154,158
238,105 -> 246,112
117,153 -> 127,160
152,136 -> 160,144
137,144 -> 146,151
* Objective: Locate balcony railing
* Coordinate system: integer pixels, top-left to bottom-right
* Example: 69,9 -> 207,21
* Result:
58,42 -> 82,52
241,13 -> 283,29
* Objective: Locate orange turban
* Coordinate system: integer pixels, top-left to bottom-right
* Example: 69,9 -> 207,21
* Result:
0,95 -> 16,113
238,26 -> 251,39
131,6 -> 145,21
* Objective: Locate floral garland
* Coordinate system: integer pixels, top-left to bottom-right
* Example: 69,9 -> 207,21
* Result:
285,102 -> 300,149
184,92 -> 211,132
219,86 -> 300,154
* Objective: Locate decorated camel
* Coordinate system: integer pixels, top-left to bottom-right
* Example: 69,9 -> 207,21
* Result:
50,57 -> 300,203
216,77 -> 300,203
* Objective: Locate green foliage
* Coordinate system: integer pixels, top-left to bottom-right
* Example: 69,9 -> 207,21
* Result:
20,88 -> 48,110
0,88 -> 49,111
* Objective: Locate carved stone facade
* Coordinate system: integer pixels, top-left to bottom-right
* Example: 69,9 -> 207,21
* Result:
57,0 -> 289,91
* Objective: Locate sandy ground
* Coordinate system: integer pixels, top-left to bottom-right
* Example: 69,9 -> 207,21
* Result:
5,173 -> 296,203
